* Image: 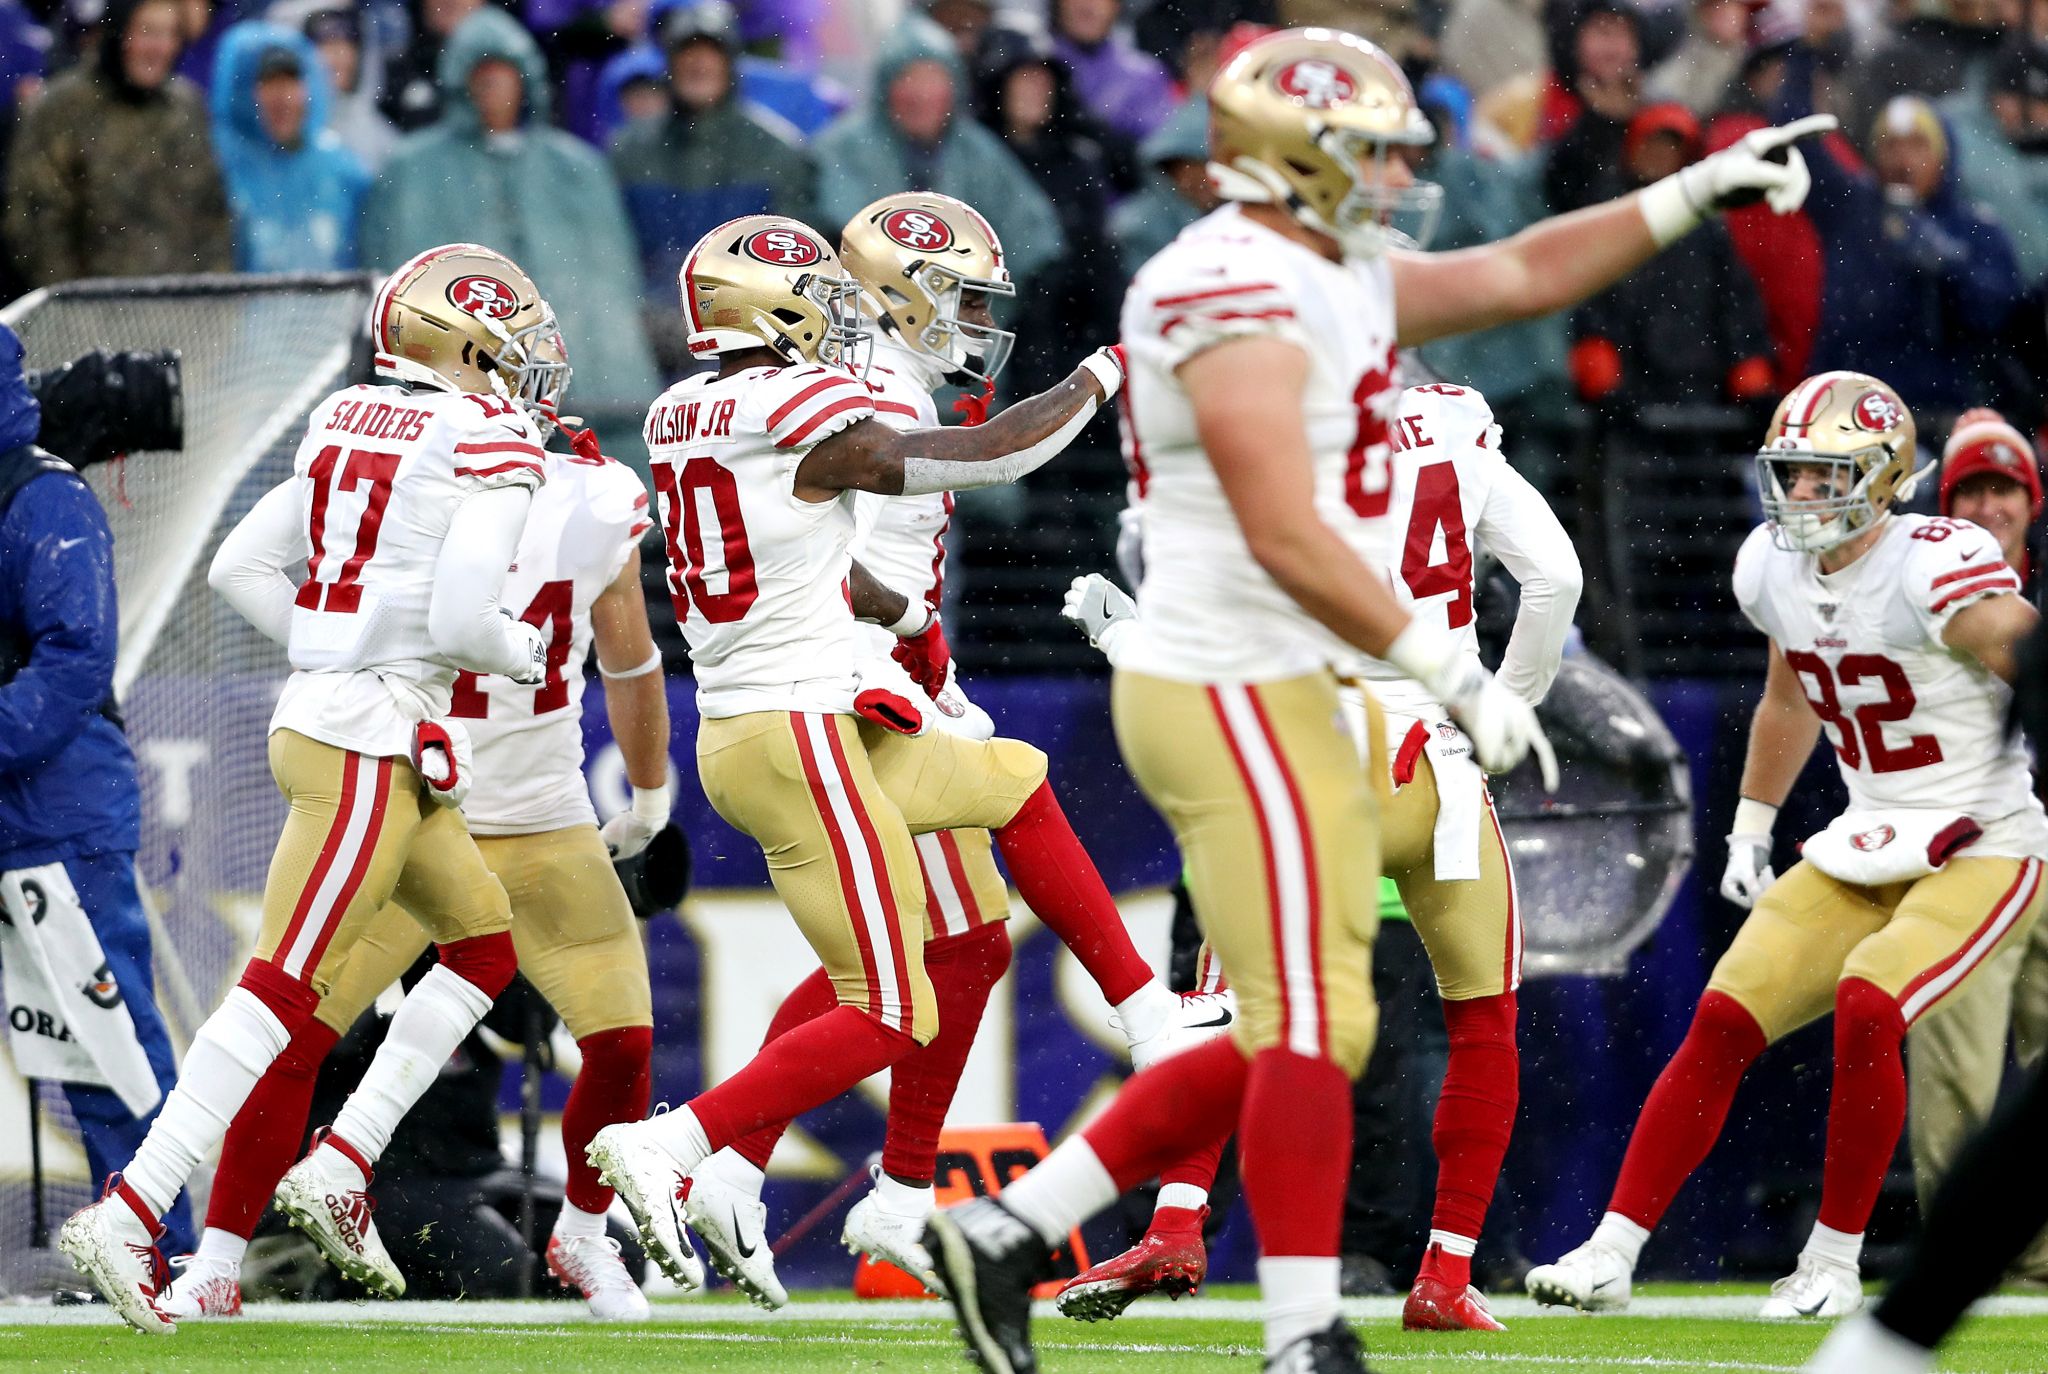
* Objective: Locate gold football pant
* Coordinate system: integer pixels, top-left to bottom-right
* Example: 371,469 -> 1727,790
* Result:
309,824 -> 653,1039
1707,857 -> 2048,1043
1381,748 -> 1521,1002
697,711 -> 1046,1046
1113,669 -> 1382,1076
914,829 -> 1010,941
254,730 -> 511,998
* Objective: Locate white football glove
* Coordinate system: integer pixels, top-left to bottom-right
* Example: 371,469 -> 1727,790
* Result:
1385,621 -> 1558,789
504,614 -> 548,686
1641,114 -> 1837,245
1063,573 -> 1137,659
602,780 -> 672,861
1719,799 -> 1780,909
411,718 -> 474,810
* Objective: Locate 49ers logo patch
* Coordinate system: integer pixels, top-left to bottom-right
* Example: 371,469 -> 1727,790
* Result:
882,208 -> 954,252
447,275 -> 519,320
1852,390 -> 1905,433
1274,59 -> 1356,108
743,228 -> 823,266
1851,824 -> 1897,852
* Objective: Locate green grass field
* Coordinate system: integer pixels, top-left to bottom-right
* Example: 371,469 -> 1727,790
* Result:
5,1287 -> 2046,1373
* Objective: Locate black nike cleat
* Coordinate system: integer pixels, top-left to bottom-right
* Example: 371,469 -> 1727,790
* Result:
1265,1319 -> 1377,1372
925,1198 -> 1054,1374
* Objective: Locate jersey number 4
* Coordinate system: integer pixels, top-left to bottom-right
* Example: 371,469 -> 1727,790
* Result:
450,580 -> 574,718
297,444 -> 399,614
1783,650 -> 1944,773
654,457 -> 758,624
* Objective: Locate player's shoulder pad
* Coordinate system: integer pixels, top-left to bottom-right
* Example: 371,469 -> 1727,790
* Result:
435,392 -> 548,488
1897,514 -> 2021,611
1127,228 -> 1299,326
589,452 -> 654,542
757,362 -> 876,451
1395,383 -> 1499,458
1731,522 -> 1780,615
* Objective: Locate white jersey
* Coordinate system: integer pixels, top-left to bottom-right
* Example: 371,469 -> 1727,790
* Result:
644,361 -> 876,718
1733,514 -> 2048,857
850,339 -> 949,662
1115,203 -> 1398,684
270,385 -> 548,758
1341,384 -> 1580,717
452,453 -> 651,835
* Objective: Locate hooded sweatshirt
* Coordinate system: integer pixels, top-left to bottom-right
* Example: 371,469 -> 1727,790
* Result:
3,0 -> 231,286
210,21 -> 369,272
813,17 -> 1062,289
359,7 -> 658,413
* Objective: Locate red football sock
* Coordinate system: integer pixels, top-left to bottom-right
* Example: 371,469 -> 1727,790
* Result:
729,967 -> 841,1171
689,1006 -> 916,1152
205,1017 -> 340,1240
882,923 -> 1012,1182
1159,1133 -> 1227,1195
994,782 -> 1155,1005
563,1025 -> 653,1213
1082,1035 -> 1248,1190
1418,1240 -> 1471,1291
1818,977 -> 1908,1236
1431,993 -> 1519,1246
1149,1204 -> 1207,1236
1609,990 -> 1767,1230
1239,1049 -> 1352,1257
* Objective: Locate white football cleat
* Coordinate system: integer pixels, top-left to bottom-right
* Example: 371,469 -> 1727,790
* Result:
586,1123 -> 707,1292
844,1191 -> 940,1293
1525,1239 -> 1634,1312
1758,1255 -> 1864,1320
158,1254 -> 242,1319
272,1135 -> 405,1298
1127,990 -> 1237,1072
57,1183 -> 175,1335
545,1233 -> 651,1322
677,1166 -> 786,1310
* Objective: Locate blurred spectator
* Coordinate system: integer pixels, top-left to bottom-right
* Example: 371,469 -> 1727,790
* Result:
381,0 -> 486,130
1131,0 -> 1278,95
813,16 -> 1062,290
300,5 -> 399,171
360,5 -> 657,411
592,9 -> 846,145
1643,0 -> 1747,113
1568,104 -> 1774,408
1845,0 -> 2005,147
1779,42 -> 2023,412
974,25 -> 1126,397
1276,0 -> 1425,65
610,0 -> 814,374
1110,96 -> 1214,274
1543,0 -> 1642,213
1943,37 -> 2048,289
923,0 -> 995,66
524,0 -> 647,145
1050,0 -> 1174,142
1440,0 -> 1543,115
0,2 -> 48,301
209,22 -> 368,271
4,0 -> 230,287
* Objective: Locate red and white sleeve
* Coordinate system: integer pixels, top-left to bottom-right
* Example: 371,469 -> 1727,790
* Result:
763,367 -> 876,451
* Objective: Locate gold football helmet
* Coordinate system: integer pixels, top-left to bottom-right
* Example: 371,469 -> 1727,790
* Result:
680,215 -> 864,367
839,192 -> 1015,385
372,243 -> 569,411
1757,371 -> 1925,553
1207,27 -> 1442,258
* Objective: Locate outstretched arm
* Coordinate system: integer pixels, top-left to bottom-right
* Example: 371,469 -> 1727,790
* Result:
795,351 -> 1123,500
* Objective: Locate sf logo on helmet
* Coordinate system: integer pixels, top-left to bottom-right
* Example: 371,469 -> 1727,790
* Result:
1853,390 -> 1905,433
1274,59 -> 1357,108
882,209 -> 954,252
743,228 -> 823,266
447,275 -> 519,320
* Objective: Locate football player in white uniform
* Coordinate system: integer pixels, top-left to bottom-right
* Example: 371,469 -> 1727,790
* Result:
589,213 -> 1194,1310
679,193 -> 1226,1297
1055,383 -> 1580,1334
156,433 -> 673,1321
924,27 -> 1831,1374
60,244 -> 562,1333
1527,373 -> 2047,1321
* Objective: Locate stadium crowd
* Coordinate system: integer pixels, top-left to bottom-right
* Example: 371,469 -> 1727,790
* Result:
0,0 -> 2043,427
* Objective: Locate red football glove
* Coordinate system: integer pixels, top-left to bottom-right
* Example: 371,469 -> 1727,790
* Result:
952,378 -> 995,427
891,617 -> 951,698
855,688 -> 926,736
410,719 -> 473,809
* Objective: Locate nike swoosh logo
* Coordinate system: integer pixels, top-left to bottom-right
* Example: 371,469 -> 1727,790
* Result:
1590,1277 -> 1617,1292
1190,1010 -> 1234,1029
1794,1295 -> 1828,1316
732,1208 -> 756,1258
54,537 -> 86,552
668,1192 -> 690,1247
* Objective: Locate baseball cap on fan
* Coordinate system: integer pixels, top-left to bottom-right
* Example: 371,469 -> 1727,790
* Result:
1941,410 -> 2044,520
